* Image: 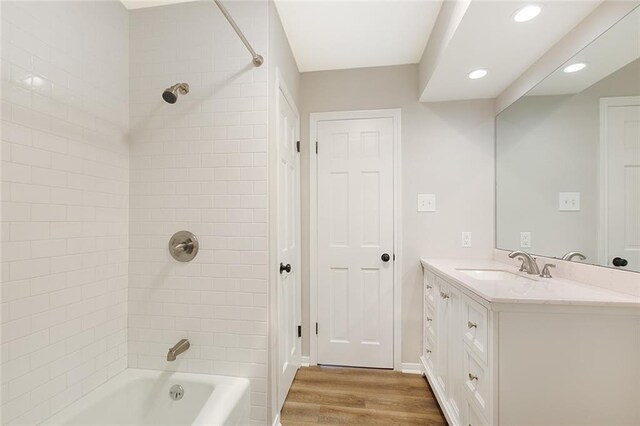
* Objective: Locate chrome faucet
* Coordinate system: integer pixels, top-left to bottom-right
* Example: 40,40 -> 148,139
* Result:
508,250 -> 540,275
167,339 -> 190,361
561,251 -> 586,261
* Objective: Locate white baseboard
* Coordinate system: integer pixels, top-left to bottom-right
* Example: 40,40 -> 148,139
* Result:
401,362 -> 423,374
301,356 -> 310,367
272,413 -> 281,426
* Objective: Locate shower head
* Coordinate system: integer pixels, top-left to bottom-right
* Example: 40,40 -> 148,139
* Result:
162,83 -> 189,104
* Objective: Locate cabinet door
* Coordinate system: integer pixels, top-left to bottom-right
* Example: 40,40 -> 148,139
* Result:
447,284 -> 463,425
435,277 -> 450,395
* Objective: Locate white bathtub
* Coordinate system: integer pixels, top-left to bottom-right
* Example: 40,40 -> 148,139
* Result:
42,369 -> 250,426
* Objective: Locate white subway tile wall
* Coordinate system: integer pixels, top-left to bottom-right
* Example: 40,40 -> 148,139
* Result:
1,1 -> 130,424
128,2 -> 269,424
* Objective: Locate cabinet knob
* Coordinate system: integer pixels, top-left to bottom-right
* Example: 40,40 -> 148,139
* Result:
426,285 -> 432,289
467,321 -> 477,329
440,292 -> 450,299
426,317 -> 432,322
425,349 -> 432,354
468,373 -> 478,381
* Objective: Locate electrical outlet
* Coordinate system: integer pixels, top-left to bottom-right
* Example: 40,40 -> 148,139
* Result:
520,232 -> 531,248
461,232 -> 472,247
417,194 -> 436,212
559,192 -> 580,211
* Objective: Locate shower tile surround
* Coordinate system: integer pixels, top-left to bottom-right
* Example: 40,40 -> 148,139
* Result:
1,0 -> 270,424
1,1 -> 129,424
127,2 -> 270,425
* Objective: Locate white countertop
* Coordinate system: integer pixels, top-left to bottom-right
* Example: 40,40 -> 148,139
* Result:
421,258 -> 640,308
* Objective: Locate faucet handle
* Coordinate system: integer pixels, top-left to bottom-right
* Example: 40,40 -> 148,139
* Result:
539,263 -> 556,278
518,259 -> 527,272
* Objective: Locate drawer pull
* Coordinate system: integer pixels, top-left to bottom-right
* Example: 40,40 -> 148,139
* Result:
468,373 -> 478,381
467,321 -> 477,329
440,292 -> 450,299
426,317 -> 432,322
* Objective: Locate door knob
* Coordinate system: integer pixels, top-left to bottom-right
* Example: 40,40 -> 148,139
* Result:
279,262 -> 292,274
381,253 -> 391,262
612,257 -> 628,267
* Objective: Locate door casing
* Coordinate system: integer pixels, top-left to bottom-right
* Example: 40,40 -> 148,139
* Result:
309,109 -> 402,370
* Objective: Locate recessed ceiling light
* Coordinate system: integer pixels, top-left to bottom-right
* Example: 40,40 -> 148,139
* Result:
514,5 -> 541,22
468,69 -> 488,80
563,62 -> 587,73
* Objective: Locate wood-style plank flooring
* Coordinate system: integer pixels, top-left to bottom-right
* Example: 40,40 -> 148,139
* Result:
280,366 -> 447,425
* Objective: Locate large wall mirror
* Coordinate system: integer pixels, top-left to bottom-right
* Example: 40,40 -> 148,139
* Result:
497,6 -> 640,273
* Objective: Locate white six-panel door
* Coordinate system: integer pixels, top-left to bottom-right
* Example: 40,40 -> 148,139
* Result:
604,99 -> 640,270
277,87 -> 301,409
316,116 -> 395,368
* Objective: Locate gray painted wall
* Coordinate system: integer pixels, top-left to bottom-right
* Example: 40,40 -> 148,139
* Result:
299,65 -> 495,363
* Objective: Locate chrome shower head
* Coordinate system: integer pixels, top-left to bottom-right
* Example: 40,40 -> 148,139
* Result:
162,83 -> 189,104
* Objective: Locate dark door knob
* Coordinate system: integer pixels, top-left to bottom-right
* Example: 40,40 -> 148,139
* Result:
279,262 -> 292,274
381,253 -> 391,262
612,257 -> 628,267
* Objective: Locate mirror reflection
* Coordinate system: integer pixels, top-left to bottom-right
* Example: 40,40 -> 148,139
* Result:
496,6 -> 640,272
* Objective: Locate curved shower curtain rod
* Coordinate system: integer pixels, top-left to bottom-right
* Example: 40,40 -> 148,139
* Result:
213,0 -> 264,67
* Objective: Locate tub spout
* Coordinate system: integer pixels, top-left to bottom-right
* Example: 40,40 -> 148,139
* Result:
167,339 -> 190,361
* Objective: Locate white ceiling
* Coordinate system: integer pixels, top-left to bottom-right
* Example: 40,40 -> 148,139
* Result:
274,0 -> 443,72
529,5 -> 640,96
420,0 -> 602,102
122,0 -> 615,101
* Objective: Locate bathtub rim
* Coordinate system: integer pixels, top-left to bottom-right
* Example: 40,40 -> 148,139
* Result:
41,368 -> 251,426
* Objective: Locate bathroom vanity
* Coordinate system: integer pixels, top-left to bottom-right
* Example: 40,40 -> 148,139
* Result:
420,259 -> 640,426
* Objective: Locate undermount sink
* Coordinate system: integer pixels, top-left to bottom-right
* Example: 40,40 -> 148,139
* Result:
456,269 -> 536,281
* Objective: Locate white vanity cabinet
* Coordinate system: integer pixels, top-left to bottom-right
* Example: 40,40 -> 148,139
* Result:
422,268 -> 493,426
420,259 -> 640,426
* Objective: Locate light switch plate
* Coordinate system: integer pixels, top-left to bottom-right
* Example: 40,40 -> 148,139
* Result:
461,232 -> 472,247
417,194 -> 436,212
520,232 -> 531,248
559,192 -> 580,211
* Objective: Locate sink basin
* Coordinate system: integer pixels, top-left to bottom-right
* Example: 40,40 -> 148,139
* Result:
456,269 -> 536,281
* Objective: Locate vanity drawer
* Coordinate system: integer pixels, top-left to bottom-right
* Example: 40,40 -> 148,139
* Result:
423,334 -> 436,374
462,295 -> 488,363
424,303 -> 436,342
463,347 -> 490,418
424,270 -> 436,308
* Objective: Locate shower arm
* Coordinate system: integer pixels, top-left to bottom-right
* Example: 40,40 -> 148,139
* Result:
213,0 -> 264,67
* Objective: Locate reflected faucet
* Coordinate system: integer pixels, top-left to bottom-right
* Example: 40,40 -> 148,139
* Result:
167,339 -> 190,361
562,251 -> 586,261
508,250 -> 540,275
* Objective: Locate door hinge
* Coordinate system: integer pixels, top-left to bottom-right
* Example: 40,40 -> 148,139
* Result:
315,141 -> 318,154
297,325 -> 302,338
296,140 -> 300,153
315,322 -> 318,335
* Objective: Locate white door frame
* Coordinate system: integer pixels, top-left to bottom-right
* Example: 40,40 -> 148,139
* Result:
598,96 -> 640,266
269,67 -> 301,422
309,109 -> 402,371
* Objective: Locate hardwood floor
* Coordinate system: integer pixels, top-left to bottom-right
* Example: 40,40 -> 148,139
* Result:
280,366 -> 447,425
